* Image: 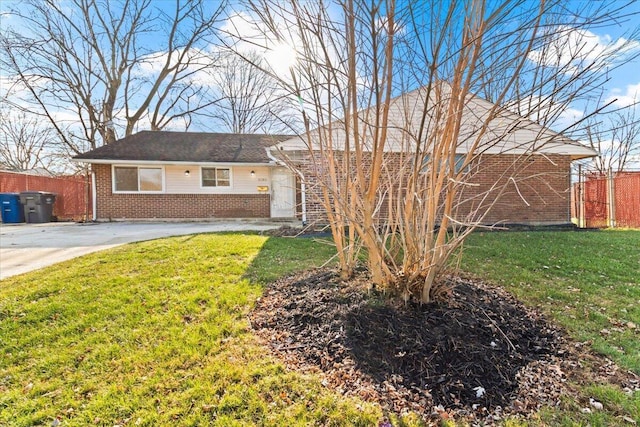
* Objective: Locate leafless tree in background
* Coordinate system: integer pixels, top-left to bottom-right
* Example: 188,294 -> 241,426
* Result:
583,106 -> 640,173
230,0 -> 639,303
0,0 -> 225,154
0,108 -> 63,173
206,51 -> 297,134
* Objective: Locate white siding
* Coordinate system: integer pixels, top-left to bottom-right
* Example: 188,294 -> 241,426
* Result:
164,165 -> 271,194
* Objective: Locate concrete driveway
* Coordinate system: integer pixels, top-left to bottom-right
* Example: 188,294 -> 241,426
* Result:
0,220 -> 289,280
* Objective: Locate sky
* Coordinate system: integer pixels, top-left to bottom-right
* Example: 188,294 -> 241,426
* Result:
590,3 -> 640,108
1,0 -> 639,169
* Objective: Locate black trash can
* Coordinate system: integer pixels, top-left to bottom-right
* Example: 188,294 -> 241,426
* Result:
0,193 -> 25,223
19,191 -> 57,223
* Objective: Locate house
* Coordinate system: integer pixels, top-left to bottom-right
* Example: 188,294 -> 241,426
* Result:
74,87 -> 597,226
72,132 -> 300,221
271,85 -> 598,226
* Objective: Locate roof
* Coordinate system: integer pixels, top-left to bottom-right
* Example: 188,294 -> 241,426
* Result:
73,131 -> 294,164
275,85 -> 597,161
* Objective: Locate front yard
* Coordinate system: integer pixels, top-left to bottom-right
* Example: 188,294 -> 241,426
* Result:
0,230 -> 638,426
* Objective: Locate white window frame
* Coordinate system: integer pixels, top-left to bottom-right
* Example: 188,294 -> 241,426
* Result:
112,165 -> 165,193
200,166 -> 233,189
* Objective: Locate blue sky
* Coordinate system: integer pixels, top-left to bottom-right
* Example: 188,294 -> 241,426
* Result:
1,0 -> 639,141
2,0 -> 638,111
578,1 -> 640,102
594,2 -> 640,109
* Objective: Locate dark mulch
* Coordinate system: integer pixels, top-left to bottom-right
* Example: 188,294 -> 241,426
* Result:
250,268 -> 639,424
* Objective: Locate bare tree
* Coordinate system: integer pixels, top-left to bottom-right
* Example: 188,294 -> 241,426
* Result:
583,106 -> 640,173
0,0 -> 225,154
0,108 -> 62,172
230,0 -> 638,303
206,51 -> 297,134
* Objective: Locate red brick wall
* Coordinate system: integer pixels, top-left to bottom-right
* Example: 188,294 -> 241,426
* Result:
93,164 -> 270,220
294,153 -> 572,227
457,154 -> 571,225
93,154 -> 572,225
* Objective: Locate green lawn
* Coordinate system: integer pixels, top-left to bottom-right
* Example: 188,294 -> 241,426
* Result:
0,234 -> 382,426
459,230 -> 640,425
1,230 -> 638,426
460,230 -> 640,374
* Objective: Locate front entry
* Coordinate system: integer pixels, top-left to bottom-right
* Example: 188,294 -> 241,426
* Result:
270,167 -> 296,218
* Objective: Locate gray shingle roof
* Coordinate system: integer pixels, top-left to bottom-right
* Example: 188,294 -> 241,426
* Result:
73,131 -> 294,163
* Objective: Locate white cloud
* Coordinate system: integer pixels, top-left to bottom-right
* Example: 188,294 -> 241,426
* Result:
264,42 -> 297,76
134,48 -> 214,83
528,26 -> 640,73
217,8 -> 349,126
220,12 -> 266,48
1,74 -> 32,98
606,82 -> 640,108
219,11 -> 303,79
556,107 -> 585,130
626,154 -> 640,169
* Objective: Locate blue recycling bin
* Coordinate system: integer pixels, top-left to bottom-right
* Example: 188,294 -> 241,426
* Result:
0,193 -> 25,223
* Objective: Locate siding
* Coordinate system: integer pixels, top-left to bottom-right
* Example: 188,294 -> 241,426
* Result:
160,165 -> 270,194
94,164 -> 270,220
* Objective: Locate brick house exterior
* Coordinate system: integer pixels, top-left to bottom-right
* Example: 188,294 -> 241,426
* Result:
284,151 -> 574,226
455,154 -> 572,225
74,132 -> 296,221
74,87 -> 596,225
91,163 -> 270,220
271,85 -> 597,227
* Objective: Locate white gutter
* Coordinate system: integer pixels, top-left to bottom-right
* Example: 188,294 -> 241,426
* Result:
265,148 -> 307,225
70,158 -> 271,167
91,169 -> 97,221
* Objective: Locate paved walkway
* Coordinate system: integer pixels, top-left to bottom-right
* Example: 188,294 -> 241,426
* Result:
0,220 -> 290,280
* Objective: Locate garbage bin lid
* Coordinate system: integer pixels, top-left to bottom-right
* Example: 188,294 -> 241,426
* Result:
19,191 -> 57,197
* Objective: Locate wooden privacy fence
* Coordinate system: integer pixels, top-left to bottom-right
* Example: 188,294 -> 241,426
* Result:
572,171 -> 640,228
0,171 -> 92,221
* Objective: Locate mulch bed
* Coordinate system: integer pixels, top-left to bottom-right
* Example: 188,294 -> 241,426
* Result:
250,267 -> 640,424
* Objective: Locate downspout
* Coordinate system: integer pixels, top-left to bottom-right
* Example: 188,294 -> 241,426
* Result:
91,169 -> 97,221
265,147 -> 307,225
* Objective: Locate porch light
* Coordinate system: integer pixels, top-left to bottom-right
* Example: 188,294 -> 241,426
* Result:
250,170 -> 255,177
184,170 -> 190,177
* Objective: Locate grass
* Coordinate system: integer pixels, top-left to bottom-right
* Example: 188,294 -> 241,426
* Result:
0,233 -> 385,426
459,230 -> 640,425
1,229 -> 638,426
459,230 -> 640,373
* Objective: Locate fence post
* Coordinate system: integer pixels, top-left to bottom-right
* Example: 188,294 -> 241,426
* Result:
607,169 -> 616,228
578,164 -> 584,228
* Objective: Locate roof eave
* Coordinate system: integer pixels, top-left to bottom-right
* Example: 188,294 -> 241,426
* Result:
71,158 -> 276,166
570,152 -> 599,161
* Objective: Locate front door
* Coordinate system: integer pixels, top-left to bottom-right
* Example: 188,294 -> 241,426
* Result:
270,167 -> 296,218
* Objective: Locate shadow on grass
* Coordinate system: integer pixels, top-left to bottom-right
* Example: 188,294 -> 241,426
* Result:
242,235 -> 338,286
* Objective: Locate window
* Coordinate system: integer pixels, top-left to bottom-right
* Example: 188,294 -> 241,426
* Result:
113,166 -> 163,192
139,168 -> 162,191
421,154 -> 469,174
201,167 -> 231,187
